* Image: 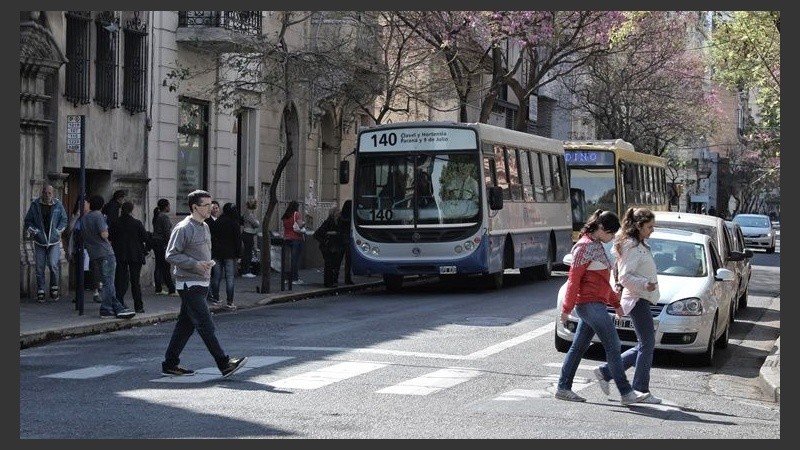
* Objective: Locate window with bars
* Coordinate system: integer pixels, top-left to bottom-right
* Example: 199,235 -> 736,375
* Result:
122,13 -> 148,114
64,11 -> 91,106
94,11 -> 119,110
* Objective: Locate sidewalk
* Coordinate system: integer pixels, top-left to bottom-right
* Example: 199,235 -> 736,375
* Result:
19,266 -> 384,349
19,266 -> 779,404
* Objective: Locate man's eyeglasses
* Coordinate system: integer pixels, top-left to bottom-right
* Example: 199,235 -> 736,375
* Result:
196,203 -> 213,208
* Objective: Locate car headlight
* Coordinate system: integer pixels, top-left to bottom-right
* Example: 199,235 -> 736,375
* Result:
666,298 -> 703,316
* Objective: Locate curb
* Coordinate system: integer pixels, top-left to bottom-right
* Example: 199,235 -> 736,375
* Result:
758,336 -> 781,403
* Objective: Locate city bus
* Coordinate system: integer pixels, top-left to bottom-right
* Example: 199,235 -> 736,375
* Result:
339,121 -> 573,291
564,139 -> 669,242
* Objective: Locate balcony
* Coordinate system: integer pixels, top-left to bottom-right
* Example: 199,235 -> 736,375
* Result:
177,11 -> 262,52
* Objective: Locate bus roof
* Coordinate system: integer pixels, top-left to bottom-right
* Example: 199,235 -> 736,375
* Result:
563,139 -> 635,152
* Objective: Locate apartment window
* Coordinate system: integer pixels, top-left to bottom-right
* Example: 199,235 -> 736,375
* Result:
122,12 -> 147,114
94,11 -> 119,110
177,98 -> 209,215
64,11 -> 91,106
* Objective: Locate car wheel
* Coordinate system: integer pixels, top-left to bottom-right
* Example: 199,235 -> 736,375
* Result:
715,311 -> 731,349
694,317 -> 717,367
738,285 -> 749,311
766,245 -> 775,254
555,324 -> 571,353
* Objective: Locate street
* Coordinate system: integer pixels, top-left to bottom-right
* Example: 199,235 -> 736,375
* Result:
20,252 -> 779,439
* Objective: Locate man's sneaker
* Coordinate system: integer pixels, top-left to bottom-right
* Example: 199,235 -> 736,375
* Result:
168,292 -> 180,297
220,356 -> 248,378
293,279 -> 304,285
36,290 -> 45,303
92,292 -> 102,303
50,287 -> 60,302
593,367 -> 610,396
241,273 -> 256,278
115,309 -> 136,319
225,303 -> 237,310
637,393 -> 662,404
554,389 -> 586,402
99,311 -> 117,319
162,366 -> 196,377
621,390 -> 651,406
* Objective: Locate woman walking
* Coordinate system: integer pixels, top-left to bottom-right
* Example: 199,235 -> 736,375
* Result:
152,198 -> 176,295
240,199 -> 260,278
556,209 -> 649,406
594,207 -> 662,404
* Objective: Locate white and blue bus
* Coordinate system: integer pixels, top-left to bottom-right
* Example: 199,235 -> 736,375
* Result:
339,121 -> 573,290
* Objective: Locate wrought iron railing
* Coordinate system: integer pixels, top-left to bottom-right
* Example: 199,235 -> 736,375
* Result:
178,11 -> 262,36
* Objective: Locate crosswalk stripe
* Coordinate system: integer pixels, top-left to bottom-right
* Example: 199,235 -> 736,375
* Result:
376,367 -> 482,395
43,365 -> 128,379
270,361 -> 387,390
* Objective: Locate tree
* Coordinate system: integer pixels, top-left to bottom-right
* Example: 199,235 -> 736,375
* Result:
709,11 -> 780,211
564,11 -> 720,156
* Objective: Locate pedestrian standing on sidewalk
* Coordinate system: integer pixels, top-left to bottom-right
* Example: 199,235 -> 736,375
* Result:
152,198 -> 176,296
314,205 -> 344,288
24,183 -> 69,303
160,189 -> 247,378
111,201 -> 151,313
209,202 -> 241,310
594,207 -> 662,404
555,209 -> 648,406
240,198 -> 260,278
81,195 -> 135,319
205,200 -> 221,304
339,200 -> 354,285
281,200 -> 306,284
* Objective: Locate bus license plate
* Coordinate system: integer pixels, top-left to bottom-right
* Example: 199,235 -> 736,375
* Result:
439,266 -> 457,275
613,317 -> 633,329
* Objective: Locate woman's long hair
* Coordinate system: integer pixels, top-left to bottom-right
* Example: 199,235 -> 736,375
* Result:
614,207 -> 655,255
580,209 -> 620,236
281,200 -> 299,220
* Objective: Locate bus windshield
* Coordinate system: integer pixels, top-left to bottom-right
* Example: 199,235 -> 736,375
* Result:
354,152 -> 481,227
568,167 -> 616,230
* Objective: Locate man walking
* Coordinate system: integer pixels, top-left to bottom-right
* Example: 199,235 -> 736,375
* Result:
24,183 -> 68,303
161,189 -> 247,378
82,195 -> 135,319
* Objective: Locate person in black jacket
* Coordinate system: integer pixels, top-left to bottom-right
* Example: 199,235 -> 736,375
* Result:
209,203 -> 242,309
339,200 -> 354,285
152,198 -> 176,295
314,205 -> 344,288
111,201 -> 150,313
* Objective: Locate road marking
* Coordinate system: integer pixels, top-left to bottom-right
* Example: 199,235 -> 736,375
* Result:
43,365 -> 128,379
376,367 -> 482,395
272,322 -> 554,361
270,361 -> 386,390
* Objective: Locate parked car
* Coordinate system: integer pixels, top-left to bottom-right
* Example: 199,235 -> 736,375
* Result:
653,211 -> 748,317
554,228 -> 737,366
732,213 -> 776,253
725,220 -> 753,310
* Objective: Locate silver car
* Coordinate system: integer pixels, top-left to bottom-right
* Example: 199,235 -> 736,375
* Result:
554,228 -> 736,366
733,213 -> 776,253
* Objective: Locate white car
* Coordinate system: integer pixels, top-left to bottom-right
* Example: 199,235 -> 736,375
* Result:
733,213 -> 776,253
554,228 -> 737,366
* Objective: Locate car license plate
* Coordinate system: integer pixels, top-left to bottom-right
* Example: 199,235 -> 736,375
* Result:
439,266 -> 457,275
613,316 -> 633,329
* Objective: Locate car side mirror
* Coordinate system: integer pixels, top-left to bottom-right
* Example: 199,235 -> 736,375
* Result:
488,186 -> 503,210
339,160 -> 350,184
728,251 -> 745,262
744,249 -> 754,259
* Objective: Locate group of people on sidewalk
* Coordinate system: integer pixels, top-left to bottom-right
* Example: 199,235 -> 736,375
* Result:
556,207 -> 665,406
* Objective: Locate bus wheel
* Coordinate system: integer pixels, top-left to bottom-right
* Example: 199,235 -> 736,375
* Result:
519,266 -> 537,281
383,274 -> 404,291
535,258 -> 553,280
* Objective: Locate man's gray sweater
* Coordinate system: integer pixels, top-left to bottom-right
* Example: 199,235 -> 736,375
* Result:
166,215 -> 212,285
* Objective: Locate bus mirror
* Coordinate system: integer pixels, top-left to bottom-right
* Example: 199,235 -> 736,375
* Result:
339,160 -> 350,184
488,186 -> 503,210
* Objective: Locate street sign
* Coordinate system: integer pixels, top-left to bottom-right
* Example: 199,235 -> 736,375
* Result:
66,115 -> 84,153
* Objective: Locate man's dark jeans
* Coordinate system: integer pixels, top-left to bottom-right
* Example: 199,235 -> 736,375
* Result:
163,284 -> 229,370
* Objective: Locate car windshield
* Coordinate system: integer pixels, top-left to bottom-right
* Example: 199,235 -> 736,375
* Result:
649,239 -> 707,277
656,222 -> 716,242
734,216 -> 771,228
